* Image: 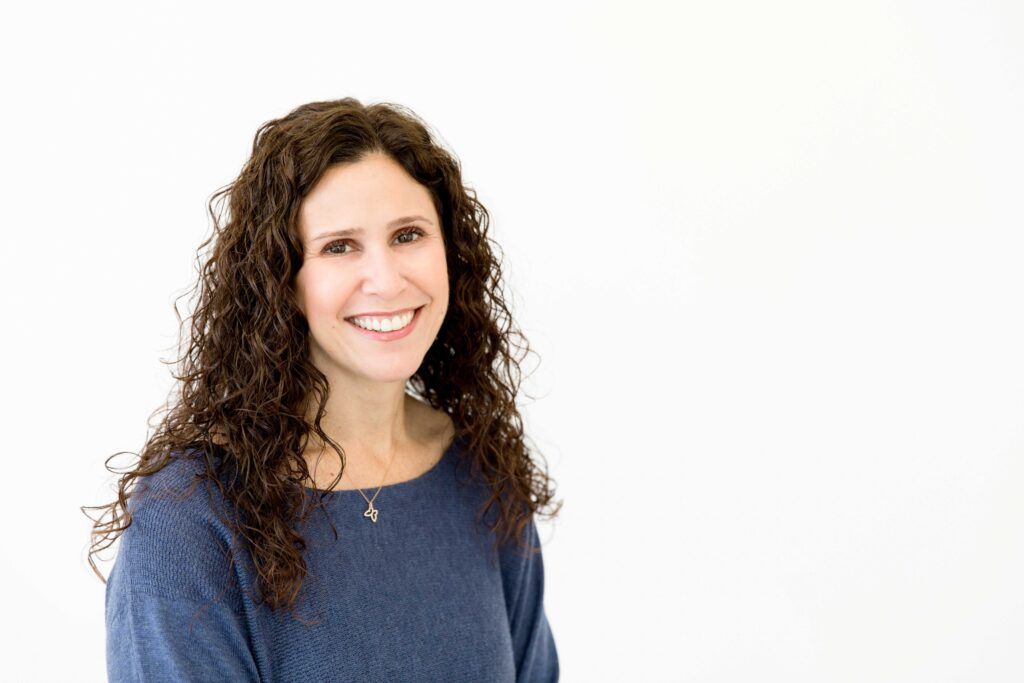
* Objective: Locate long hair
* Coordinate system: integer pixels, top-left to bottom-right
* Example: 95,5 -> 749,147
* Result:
81,97 -> 562,619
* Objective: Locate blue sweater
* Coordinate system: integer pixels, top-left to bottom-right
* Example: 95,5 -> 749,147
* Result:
105,436 -> 558,682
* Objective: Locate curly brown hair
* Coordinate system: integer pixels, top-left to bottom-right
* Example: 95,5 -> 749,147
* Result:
81,97 -> 562,620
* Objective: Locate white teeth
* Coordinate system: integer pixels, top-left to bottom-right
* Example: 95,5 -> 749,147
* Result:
349,310 -> 416,332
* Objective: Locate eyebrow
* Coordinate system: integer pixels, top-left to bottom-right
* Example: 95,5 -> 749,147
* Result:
310,215 -> 434,242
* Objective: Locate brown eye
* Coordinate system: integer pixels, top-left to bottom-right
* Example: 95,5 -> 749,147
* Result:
323,240 -> 351,255
396,227 -> 425,243
323,227 -> 424,255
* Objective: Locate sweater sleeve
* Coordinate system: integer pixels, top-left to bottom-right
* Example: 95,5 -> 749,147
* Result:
105,464 -> 261,682
500,516 -> 559,683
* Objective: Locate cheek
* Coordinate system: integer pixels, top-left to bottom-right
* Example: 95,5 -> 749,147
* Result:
297,267 -> 352,319
426,245 -> 449,292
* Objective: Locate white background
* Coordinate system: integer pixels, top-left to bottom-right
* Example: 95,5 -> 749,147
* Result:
1,1 -> 1022,681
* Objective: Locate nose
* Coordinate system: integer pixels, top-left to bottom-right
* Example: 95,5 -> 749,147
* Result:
358,244 -> 407,300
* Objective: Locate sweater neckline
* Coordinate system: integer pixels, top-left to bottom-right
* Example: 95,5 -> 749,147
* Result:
301,436 -> 459,498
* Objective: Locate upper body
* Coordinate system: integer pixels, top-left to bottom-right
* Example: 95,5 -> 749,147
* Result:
105,432 -> 558,682
100,107 -> 562,682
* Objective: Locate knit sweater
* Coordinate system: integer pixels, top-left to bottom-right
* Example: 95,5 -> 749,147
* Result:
105,435 -> 558,682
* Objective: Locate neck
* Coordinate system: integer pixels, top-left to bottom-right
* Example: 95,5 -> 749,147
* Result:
304,385 -> 420,463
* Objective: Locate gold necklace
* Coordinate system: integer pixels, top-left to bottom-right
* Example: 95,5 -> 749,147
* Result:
344,450 -> 397,523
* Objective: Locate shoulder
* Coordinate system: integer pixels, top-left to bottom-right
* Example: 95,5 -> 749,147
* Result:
116,450 -> 239,602
498,514 -> 543,563
128,449 -> 229,526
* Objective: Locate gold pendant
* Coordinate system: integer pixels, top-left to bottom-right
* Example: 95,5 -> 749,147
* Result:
363,501 -> 379,523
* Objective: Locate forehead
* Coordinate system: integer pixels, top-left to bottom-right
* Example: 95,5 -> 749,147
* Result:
298,154 -> 437,241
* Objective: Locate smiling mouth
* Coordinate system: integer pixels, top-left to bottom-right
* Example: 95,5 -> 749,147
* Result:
345,305 -> 424,332
345,305 -> 423,319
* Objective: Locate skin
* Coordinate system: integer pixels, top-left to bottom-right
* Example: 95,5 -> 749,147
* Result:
292,152 -> 454,490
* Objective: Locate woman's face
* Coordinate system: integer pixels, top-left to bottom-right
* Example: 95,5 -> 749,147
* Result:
293,152 -> 448,388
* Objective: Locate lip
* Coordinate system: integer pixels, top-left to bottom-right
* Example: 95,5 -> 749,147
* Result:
344,305 -> 424,342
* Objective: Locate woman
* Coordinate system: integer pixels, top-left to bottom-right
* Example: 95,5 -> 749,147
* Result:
83,97 -> 562,682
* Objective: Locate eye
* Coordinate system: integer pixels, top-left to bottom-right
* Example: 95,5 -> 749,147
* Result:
395,227 -> 425,244
323,227 -> 426,256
